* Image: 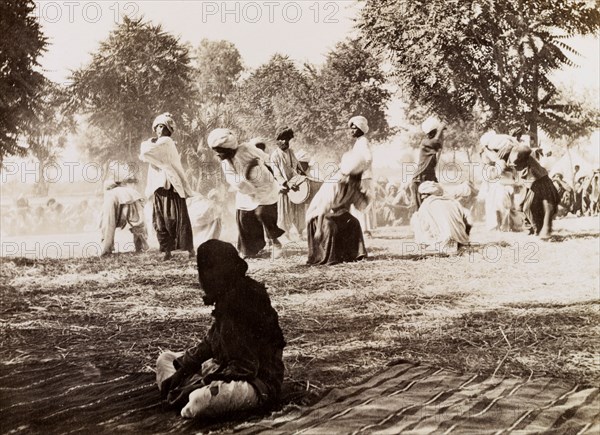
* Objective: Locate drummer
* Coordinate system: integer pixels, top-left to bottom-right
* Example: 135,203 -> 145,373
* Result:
270,128 -> 307,240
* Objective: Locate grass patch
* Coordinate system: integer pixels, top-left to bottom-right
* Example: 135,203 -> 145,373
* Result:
1,219 -> 598,407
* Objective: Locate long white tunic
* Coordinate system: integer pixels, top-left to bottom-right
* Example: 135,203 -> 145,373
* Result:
140,136 -> 194,199
221,143 -> 279,211
411,195 -> 470,250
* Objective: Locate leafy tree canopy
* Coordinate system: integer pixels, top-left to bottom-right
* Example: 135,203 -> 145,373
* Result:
358,0 -> 600,144
0,0 -> 47,165
68,16 -> 198,163
233,40 -> 391,153
25,80 -> 76,195
192,39 -> 244,105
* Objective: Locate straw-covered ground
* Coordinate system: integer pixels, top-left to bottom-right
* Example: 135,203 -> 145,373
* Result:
1,217 -> 599,409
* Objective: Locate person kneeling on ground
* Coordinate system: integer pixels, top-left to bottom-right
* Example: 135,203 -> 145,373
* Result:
100,177 -> 149,256
509,144 -> 560,239
156,240 -> 286,419
410,181 -> 471,254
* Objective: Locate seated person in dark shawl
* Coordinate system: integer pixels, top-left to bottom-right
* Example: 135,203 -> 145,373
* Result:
305,150 -> 370,265
156,240 -> 286,419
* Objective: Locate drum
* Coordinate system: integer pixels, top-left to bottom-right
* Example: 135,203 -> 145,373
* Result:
288,175 -> 310,204
288,176 -> 323,205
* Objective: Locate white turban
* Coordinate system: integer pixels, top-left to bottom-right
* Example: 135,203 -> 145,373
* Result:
479,130 -> 519,151
348,116 -> 369,134
418,181 -> 444,196
207,128 -> 238,150
479,130 -> 496,148
421,116 -> 442,134
295,150 -> 310,163
340,150 -> 369,176
152,113 -> 176,134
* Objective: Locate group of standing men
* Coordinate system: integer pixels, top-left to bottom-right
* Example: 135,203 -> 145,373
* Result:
100,111 -> 561,261
100,112 -> 376,265
205,115 -> 374,264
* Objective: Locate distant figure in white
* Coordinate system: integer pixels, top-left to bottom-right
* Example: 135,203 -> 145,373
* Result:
478,131 -> 522,232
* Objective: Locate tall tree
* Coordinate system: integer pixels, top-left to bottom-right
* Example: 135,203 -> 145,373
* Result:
193,39 -> 243,105
26,81 -> 76,195
358,0 -> 600,145
233,41 -> 391,153
308,39 -> 391,144
179,39 -> 244,193
0,0 -> 47,166
233,54 -> 310,139
69,16 -> 197,163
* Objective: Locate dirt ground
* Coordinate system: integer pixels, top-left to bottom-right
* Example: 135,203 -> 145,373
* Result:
1,217 -> 599,410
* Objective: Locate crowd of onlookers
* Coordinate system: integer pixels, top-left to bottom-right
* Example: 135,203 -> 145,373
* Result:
552,168 -> 600,218
1,196 -> 99,236
371,177 -> 412,227
368,166 -> 599,230
370,176 -> 480,228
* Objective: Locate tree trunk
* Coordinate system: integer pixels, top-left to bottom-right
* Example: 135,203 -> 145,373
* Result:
529,63 -> 539,148
35,158 -> 50,197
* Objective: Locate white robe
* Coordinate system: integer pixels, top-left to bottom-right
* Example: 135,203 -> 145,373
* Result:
411,195 -> 470,251
349,136 -> 375,232
140,136 -> 195,199
221,143 -> 279,211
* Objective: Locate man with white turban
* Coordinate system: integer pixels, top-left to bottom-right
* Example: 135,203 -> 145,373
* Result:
410,181 -> 471,253
208,128 -> 285,258
140,113 -> 195,260
347,116 -> 375,237
410,116 -> 445,211
305,146 -> 370,265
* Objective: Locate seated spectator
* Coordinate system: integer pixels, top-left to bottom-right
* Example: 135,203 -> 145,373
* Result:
377,183 -> 407,226
156,240 -> 286,419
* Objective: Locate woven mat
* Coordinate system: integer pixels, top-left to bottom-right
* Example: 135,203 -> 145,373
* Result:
235,362 -> 599,434
0,361 -> 237,434
1,361 -> 598,434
